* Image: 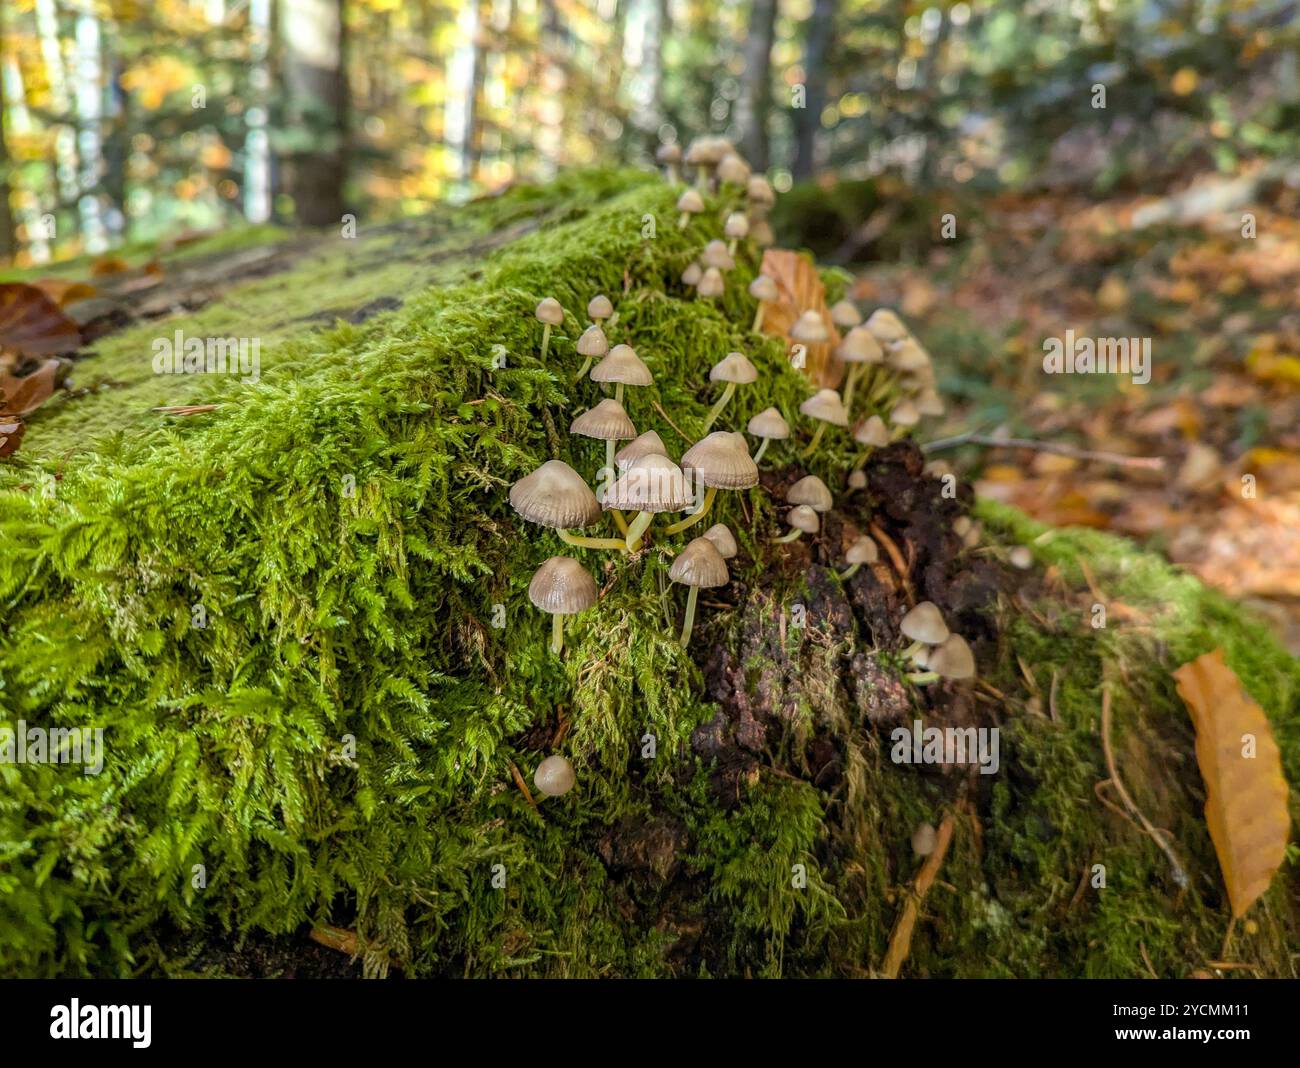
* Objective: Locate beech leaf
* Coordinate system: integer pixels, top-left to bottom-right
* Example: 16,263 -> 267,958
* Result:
758,248 -> 844,389
0,283 -> 81,359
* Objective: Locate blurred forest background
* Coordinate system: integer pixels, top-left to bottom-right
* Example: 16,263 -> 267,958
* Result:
1,0 -> 1298,264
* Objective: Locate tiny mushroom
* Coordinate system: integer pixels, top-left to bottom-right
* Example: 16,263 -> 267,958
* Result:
916,390 -> 945,418
573,322 -> 609,381
774,503 -> 820,544
676,188 -> 705,229
786,474 -> 833,513
655,142 -> 682,183
927,633 -> 975,681
571,396 -> 637,478
747,405 -> 789,462
749,218 -> 775,247
839,535 -> 878,579
900,600 -> 949,662
615,429 -> 668,471
746,175 -> 776,213
798,387 -> 849,457
865,308 -> 909,345
703,350 -> 758,432
535,297 -> 565,360
701,239 -> 735,272
591,343 -> 652,405
702,522 -> 738,560
534,753 -> 577,797
587,294 -> 613,326
854,414 -> 890,449
890,398 -> 920,429
510,459 -> 624,551
667,431 -> 759,534
681,261 -> 703,287
1009,546 -> 1033,570
716,153 -> 752,188
684,136 -> 730,189
669,536 -> 730,646
836,325 -> 885,411
748,273 -> 781,332
602,452 -> 694,552
696,266 -> 725,299
830,300 -> 862,330
889,337 -> 931,374
790,309 -> 830,346
724,212 -> 750,256
529,555 -> 598,655
847,468 -> 867,489
911,822 -> 937,857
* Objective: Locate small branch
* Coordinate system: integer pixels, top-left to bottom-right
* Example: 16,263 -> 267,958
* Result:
881,809 -> 956,978
507,759 -> 540,814
153,404 -> 219,416
922,431 -> 1164,470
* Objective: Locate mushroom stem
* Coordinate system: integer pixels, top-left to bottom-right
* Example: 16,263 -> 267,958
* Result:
624,510 -> 656,552
574,356 -> 593,382
666,164 -> 679,184
773,527 -> 804,544
680,585 -> 700,647
695,167 -> 710,192
728,238 -> 739,257
701,382 -> 736,434
540,323 -> 553,361
558,528 -> 627,551
902,639 -> 927,662
800,421 -> 828,458
606,439 -> 616,477
751,303 -> 767,333
614,383 -> 624,406
677,212 -> 691,230
752,438 -> 771,463
664,486 -> 718,535
610,509 -> 630,535
842,364 -> 863,411
839,562 -> 861,580
551,613 -> 565,656
905,671 -> 940,685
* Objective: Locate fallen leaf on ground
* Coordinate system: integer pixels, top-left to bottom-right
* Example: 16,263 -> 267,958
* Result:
0,284 -> 81,361
32,279 -> 98,308
0,419 -> 25,458
759,248 -> 843,388
0,358 -> 65,418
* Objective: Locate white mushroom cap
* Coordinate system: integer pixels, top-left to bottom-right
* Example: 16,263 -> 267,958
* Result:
685,136 -> 732,166
800,388 -> 849,427
588,295 -> 613,321
716,154 -> 752,186
570,397 -> 636,441
786,474 -> 833,512
576,324 -> 609,358
916,391 -> 945,417
710,351 -> 758,384
701,239 -> 735,271
847,469 -> 867,489
681,431 -> 759,490
854,414 -> 889,447
1009,546 -> 1033,570
528,556 -> 598,615
682,262 -> 703,287
911,822 -> 937,856
929,633 -> 975,679
747,406 -> 789,440
748,274 -> 780,302
865,308 -> 909,344
510,460 -> 601,529
702,523 -> 738,559
696,267 -> 725,298
830,300 -> 862,329
746,175 -> 776,207
591,344 -> 653,387
724,212 -> 750,240
836,326 -> 884,364
790,310 -> 830,344
900,601 -> 949,645
890,399 -> 920,428
601,453 -> 693,512
923,459 -> 953,479
616,430 -> 668,470
676,189 -> 705,214
889,338 -> 931,372
535,297 -> 564,325
786,505 -> 820,534
534,754 -> 576,797
750,219 -> 774,247
655,143 -> 682,164
845,536 -> 878,565
669,536 -> 730,588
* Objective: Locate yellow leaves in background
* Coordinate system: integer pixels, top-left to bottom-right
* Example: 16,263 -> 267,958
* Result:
120,55 -> 195,110
1245,335 -> 1300,388
1171,67 -> 1199,96
1173,649 -> 1290,918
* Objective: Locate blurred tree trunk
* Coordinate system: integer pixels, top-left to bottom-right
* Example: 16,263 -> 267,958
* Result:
280,0 -> 348,225
793,0 -> 836,180
736,0 -> 778,171
0,1 -> 17,260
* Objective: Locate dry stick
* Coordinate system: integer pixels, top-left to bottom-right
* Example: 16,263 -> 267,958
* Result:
921,431 -> 1165,471
868,521 -> 914,606
507,760 -> 540,815
153,404 -> 220,416
310,924 -> 404,972
881,809 -> 956,978
1099,684 -> 1190,889
651,399 -> 692,445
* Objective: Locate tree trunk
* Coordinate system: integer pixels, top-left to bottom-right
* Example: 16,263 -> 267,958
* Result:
792,0 -> 837,180
280,0 -> 348,225
0,1 -> 18,261
736,0 -> 779,171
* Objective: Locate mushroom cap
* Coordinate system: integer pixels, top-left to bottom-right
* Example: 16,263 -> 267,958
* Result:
510,460 -> 601,529
916,390 -> 945,417
681,262 -> 703,286
923,459 -> 953,480
682,431 -> 759,490
570,397 -> 636,441
786,504 -> 820,534
1009,546 -> 1033,570
576,324 -> 609,358
701,239 -> 734,271
748,273 -> 780,302
746,175 -> 776,206
847,468 -> 867,489
616,430 -> 668,470
865,308 -> 909,344
676,188 -> 705,213
830,300 -> 862,329
534,754 -> 576,797
889,337 -> 931,372
790,309 -> 830,344
799,388 -> 849,427
716,153 -> 752,185
836,326 -> 884,364
911,822 -> 937,856
747,406 -> 789,440
668,536 -> 730,588
724,212 -> 750,239
591,344 -> 653,387
702,523 -> 738,559
900,601 -> 949,645
929,633 -> 975,680
696,267 -> 725,298
655,142 -> 682,164
890,399 -> 920,428
845,536 -> 878,565
684,135 -> 733,165
710,351 -> 757,384
601,453 -> 693,512
535,297 -> 564,325
854,414 -> 890,447
786,474 -> 833,512
587,294 -> 613,320
528,556 -> 598,615
750,219 -> 774,247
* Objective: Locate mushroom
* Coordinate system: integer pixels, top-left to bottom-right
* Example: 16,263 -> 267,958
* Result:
746,175 -> 776,213
854,414 -> 889,449
830,300 -> 862,330
839,535 -> 878,578
615,429 -> 668,471
911,822 -> 937,857
836,325 -> 884,411
684,136 -> 731,189
669,536 -> 730,646
748,273 -> 780,332
571,397 -> 636,479
929,633 -> 975,680
1009,546 -> 1033,570
890,398 -> 920,429
786,474 -> 833,513
916,390 -> 945,418
573,323 -> 609,382
899,600 -> 949,662
865,308 -> 909,345
529,555 -> 598,655
774,504 -> 820,544
954,515 -> 982,549
716,153 -> 752,187
747,405 -> 789,462
535,297 -> 565,360
696,267 -> 725,299
702,522 -> 738,560
889,338 -> 931,374
798,387 -> 849,457
702,350 -> 757,433
676,188 -> 705,229
510,459 -> 625,551
847,469 -> 867,490
534,754 -> 576,797
790,309 -> 830,346
587,294 -> 613,326
601,452 -> 694,552
656,142 -> 682,183
724,212 -> 749,256
681,261 -> 703,288
701,239 -> 735,273
667,431 -> 758,534
750,218 -> 775,247
591,343 -> 652,405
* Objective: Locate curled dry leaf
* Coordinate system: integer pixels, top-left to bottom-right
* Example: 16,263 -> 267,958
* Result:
1173,648 -> 1290,917
758,248 -> 844,389
0,358 -> 65,418
32,278 -> 99,308
0,283 -> 81,360
0,419 -> 25,458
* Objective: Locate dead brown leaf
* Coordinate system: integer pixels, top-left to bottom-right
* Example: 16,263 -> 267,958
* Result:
0,283 -> 81,361
0,358 -> 65,418
758,248 -> 843,388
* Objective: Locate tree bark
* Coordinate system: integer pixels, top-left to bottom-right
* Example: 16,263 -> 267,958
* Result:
792,0 -> 837,180
0,1 -> 18,260
736,0 -> 779,171
280,0 -> 348,225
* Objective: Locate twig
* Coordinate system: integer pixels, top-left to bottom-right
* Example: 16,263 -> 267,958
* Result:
651,399 -> 691,445
153,404 -> 219,416
881,810 -> 956,978
507,760 -> 539,814
921,431 -> 1164,470
868,521 -> 914,606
